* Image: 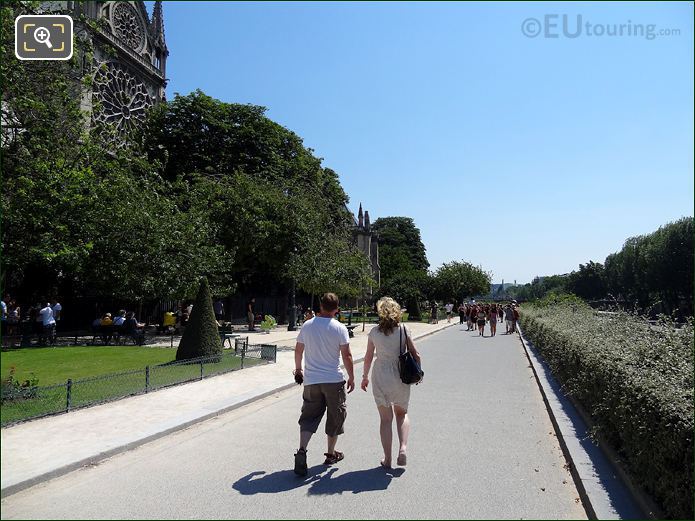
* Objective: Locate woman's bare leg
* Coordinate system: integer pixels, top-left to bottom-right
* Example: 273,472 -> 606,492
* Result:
378,405 -> 393,466
393,405 -> 410,462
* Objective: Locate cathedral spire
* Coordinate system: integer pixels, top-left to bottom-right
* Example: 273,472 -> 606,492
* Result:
152,1 -> 165,41
358,203 -> 363,228
364,210 -> 370,230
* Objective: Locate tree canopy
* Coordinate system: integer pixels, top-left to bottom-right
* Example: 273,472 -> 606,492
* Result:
371,217 -> 429,316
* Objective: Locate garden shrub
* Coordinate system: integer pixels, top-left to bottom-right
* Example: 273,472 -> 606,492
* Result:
176,278 -> 223,361
519,303 -> 693,519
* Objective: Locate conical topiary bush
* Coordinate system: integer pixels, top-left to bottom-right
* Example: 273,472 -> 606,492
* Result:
176,278 -> 223,361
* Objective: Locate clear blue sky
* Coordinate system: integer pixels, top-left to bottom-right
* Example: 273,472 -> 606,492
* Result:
149,1 -> 693,284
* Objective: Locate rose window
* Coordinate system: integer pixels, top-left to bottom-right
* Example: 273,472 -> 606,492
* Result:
112,2 -> 146,52
92,62 -> 153,143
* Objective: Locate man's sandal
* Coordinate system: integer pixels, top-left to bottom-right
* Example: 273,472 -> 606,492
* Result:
294,448 -> 308,476
323,451 -> 344,465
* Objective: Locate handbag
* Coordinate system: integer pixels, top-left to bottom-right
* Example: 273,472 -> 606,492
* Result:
398,325 -> 424,385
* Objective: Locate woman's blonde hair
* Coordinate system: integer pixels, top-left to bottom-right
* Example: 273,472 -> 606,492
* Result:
377,297 -> 402,335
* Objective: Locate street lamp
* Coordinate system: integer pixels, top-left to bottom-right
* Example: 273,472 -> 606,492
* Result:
288,278 -> 296,332
288,245 -> 297,332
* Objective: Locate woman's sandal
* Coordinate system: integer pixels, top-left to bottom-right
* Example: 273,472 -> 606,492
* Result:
397,452 -> 407,466
323,451 -> 344,465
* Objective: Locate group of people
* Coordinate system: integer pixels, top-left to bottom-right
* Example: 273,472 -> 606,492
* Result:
92,310 -> 145,345
292,293 -> 421,475
457,301 -> 520,337
1,295 -> 62,345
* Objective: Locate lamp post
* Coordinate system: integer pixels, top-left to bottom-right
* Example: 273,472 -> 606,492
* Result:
288,244 -> 298,332
288,278 -> 296,332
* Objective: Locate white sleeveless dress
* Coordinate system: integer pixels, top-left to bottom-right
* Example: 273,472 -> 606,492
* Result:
368,325 -> 411,409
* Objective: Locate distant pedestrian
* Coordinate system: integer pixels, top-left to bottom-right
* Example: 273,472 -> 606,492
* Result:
361,297 -> 421,468
512,305 -> 520,333
247,298 -> 256,331
458,304 -> 465,325
504,304 -> 514,334
51,299 -> 62,324
39,301 -> 56,345
476,307 -> 486,337
497,305 -> 504,323
293,293 -> 354,476
1,294 -> 7,335
430,301 -> 437,324
213,299 -> 225,321
488,304 -> 497,337
304,307 -> 315,323
445,302 -> 454,323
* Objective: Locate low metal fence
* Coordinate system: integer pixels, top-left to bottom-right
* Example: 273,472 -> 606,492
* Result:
0,341 -> 277,427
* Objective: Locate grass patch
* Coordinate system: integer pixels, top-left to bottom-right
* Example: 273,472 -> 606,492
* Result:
1,346 -> 267,426
1,346 -> 177,385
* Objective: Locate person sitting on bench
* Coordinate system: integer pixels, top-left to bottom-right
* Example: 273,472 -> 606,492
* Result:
123,312 -> 145,345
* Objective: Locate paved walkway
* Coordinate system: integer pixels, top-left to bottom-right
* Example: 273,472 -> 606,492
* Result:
0,322 -> 587,519
0,319 -> 454,495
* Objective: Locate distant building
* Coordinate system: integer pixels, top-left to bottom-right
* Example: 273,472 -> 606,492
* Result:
351,203 -> 380,294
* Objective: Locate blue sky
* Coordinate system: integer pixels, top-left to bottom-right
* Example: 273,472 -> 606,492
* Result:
149,1 -> 693,283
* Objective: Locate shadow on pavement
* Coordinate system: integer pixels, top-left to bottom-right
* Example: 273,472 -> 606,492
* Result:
307,466 -> 405,495
232,467 -> 325,495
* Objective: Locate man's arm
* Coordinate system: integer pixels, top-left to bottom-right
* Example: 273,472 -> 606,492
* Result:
340,344 -> 355,393
295,342 -> 304,373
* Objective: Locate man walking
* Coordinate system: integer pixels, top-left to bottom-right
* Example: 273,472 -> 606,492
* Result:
293,293 -> 355,476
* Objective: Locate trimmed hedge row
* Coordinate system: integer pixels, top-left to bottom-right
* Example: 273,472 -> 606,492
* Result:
520,303 -> 693,519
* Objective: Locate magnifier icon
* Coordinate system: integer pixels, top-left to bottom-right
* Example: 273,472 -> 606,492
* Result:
34,26 -> 52,49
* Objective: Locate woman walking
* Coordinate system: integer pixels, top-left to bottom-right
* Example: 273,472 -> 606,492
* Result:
476,306 -> 486,336
361,297 -> 422,468
498,304 -> 504,324
488,304 -> 497,337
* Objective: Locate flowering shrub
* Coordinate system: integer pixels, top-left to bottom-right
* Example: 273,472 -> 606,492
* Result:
260,315 -> 277,332
520,303 -> 693,519
1,367 -> 39,403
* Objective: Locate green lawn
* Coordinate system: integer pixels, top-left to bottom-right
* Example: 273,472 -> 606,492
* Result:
1,345 -> 267,426
1,346 -> 178,385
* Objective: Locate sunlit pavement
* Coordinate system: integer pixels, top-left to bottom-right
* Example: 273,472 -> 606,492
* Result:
1,323 -> 586,520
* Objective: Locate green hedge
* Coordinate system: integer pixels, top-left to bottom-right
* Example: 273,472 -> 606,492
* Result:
519,303 -> 693,519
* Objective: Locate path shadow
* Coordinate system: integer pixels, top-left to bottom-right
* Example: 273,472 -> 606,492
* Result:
232,466 -> 325,495
307,466 -> 405,495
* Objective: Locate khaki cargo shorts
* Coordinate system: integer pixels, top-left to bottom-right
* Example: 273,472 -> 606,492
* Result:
298,382 -> 347,437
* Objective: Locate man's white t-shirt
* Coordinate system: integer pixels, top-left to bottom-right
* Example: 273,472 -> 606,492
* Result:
297,316 -> 350,386
39,306 -> 56,326
52,303 -> 62,320
445,303 -> 454,313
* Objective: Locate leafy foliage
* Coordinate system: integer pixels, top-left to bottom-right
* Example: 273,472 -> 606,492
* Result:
604,217 -> 693,315
372,217 -> 429,316
430,260 -> 491,302
508,218 -> 693,317
520,304 -> 693,519
141,91 -> 355,295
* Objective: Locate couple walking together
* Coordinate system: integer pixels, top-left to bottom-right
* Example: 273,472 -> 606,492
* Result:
293,293 -> 422,475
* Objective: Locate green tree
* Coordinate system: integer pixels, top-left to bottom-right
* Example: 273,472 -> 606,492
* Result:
141,91 -> 353,295
567,261 -> 606,300
287,231 -> 374,300
176,278 -> 223,360
371,217 -> 429,318
431,261 -> 491,302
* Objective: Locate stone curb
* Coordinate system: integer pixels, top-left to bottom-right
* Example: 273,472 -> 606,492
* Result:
0,322 -> 456,498
517,326 -> 656,520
